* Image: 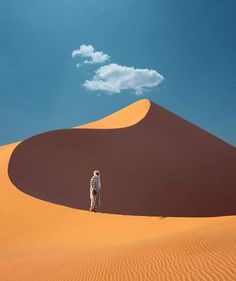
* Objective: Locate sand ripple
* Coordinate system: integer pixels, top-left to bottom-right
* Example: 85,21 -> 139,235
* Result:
1,217 -> 236,281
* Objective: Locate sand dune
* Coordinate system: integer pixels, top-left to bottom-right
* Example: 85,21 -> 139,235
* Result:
1,99 -> 236,280
8,99 -> 236,216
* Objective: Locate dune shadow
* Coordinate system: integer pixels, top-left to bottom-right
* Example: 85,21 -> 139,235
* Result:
8,103 -> 236,217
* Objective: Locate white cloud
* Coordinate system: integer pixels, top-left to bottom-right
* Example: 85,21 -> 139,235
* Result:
72,44 -> 110,64
83,63 -> 164,95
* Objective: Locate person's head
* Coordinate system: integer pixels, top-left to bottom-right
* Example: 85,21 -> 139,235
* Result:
93,170 -> 100,176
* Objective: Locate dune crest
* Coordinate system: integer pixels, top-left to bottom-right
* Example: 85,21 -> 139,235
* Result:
78,99 -> 150,129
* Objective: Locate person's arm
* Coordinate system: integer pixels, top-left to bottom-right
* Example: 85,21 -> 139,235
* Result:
90,177 -> 97,195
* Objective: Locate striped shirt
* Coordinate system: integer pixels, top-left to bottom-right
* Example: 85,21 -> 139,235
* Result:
90,175 -> 101,196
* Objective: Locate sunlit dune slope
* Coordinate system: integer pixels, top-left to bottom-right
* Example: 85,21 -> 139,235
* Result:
8,99 -> 236,216
78,98 -> 151,129
1,99 -> 236,281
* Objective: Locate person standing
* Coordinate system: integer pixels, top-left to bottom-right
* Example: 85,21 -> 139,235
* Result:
89,170 -> 101,212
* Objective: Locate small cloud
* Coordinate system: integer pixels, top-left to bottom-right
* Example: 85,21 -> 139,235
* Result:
72,44 -> 110,65
83,63 -> 164,95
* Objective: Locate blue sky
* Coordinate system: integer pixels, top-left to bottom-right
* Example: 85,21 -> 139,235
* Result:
1,0 -> 236,146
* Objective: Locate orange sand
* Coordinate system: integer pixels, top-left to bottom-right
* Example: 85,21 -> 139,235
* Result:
77,98 -> 150,129
0,99 -> 236,280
